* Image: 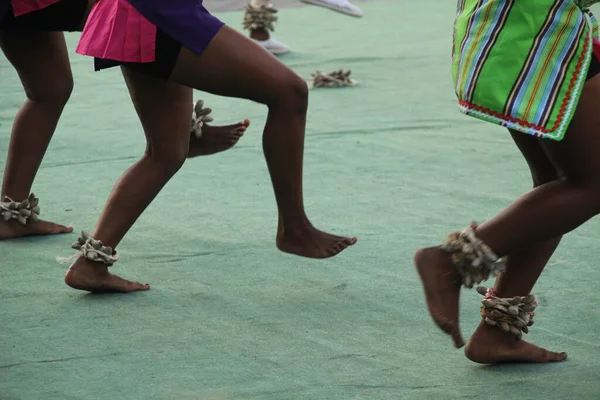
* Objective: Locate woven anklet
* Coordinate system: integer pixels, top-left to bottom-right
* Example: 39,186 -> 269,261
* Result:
0,193 -> 40,225
191,99 -> 214,139
243,2 -> 278,32
57,231 -> 119,266
310,70 -> 357,88
476,286 -> 537,339
440,223 -> 506,288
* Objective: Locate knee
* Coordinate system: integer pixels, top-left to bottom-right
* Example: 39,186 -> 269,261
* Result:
24,73 -> 74,108
531,168 -> 563,187
528,158 -> 564,187
144,143 -> 188,176
267,73 -> 309,113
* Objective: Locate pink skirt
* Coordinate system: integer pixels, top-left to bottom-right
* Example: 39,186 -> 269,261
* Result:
76,0 -> 157,63
11,0 -> 61,16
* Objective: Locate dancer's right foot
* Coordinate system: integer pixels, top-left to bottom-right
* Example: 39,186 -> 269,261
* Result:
465,322 -> 567,364
276,221 -> 357,258
0,219 -> 73,240
65,258 -> 149,293
414,247 -> 464,348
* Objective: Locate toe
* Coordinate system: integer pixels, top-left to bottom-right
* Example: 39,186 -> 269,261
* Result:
123,281 -> 148,292
328,239 -> 352,257
437,319 -> 463,348
344,237 -> 358,245
555,352 -> 568,362
56,224 -> 74,234
132,281 -> 150,291
31,221 -> 73,235
530,345 -> 561,363
328,246 -> 343,257
547,350 -> 567,362
333,241 -> 347,253
452,329 -> 465,348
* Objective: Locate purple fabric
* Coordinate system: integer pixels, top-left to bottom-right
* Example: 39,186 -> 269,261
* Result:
125,0 -> 224,55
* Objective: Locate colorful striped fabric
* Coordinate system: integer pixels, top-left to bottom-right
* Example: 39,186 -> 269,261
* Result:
452,0 -> 600,141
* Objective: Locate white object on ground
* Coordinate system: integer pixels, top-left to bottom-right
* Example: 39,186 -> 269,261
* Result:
254,36 -> 291,55
300,0 -> 363,17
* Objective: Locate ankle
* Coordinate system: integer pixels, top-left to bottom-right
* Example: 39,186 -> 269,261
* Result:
67,258 -> 109,279
472,320 -> 519,344
250,28 -> 270,41
278,216 -> 312,235
1,191 -> 31,201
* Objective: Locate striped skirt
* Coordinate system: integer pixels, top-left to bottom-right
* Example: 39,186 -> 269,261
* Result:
452,0 -> 600,141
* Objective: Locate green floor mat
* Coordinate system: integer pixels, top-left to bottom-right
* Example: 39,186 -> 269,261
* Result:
1,1 -> 599,399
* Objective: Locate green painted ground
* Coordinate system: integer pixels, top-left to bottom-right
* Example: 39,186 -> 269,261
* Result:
1,1 -> 599,399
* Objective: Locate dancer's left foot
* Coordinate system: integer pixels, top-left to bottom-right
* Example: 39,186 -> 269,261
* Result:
465,322 -> 567,364
188,119 -> 250,157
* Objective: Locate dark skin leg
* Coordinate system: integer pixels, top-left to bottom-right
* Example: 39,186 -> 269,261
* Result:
0,29 -> 246,242
169,26 -> 357,258
65,25 -> 356,292
0,30 -> 74,240
464,132 -> 566,363
0,0 -> 97,239
65,71 -> 191,293
415,73 -> 600,352
0,4 -> 246,242
493,131 -> 564,297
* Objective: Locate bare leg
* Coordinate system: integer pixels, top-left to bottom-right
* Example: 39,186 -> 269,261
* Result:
65,72 -> 193,293
476,77 -> 600,253
170,26 -> 357,258
465,132 -> 566,363
416,74 -> 600,349
494,131 -> 564,297
0,31 -> 74,240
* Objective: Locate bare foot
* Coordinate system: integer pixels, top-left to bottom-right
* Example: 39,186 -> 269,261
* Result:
0,219 -> 73,240
65,257 -> 149,293
276,222 -> 358,259
414,247 -> 465,348
188,120 -> 250,157
465,321 -> 567,363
